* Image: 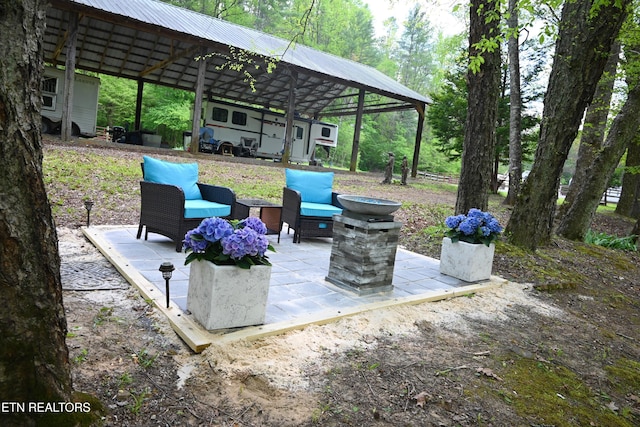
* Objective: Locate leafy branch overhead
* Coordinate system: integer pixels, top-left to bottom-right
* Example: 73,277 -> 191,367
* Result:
200,46 -> 280,92
196,1 -> 316,92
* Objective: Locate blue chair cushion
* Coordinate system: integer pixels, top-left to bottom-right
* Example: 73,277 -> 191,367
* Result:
300,202 -> 342,218
143,156 -> 202,200
184,200 -> 231,218
285,168 -> 334,204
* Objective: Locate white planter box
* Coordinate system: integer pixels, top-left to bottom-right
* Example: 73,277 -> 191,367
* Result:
439,237 -> 495,282
187,261 -> 271,330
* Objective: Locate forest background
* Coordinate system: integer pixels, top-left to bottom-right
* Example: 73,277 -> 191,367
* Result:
93,0 -> 595,184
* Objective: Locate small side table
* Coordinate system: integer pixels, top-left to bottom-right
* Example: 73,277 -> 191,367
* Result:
234,199 -> 283,239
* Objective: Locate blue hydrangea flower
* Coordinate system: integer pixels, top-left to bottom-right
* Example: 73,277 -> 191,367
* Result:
445,214 -> 465,229
487,218 -> 503,233
444,209 -> 503,246
198,217 -> 234,242
459,216 -> 480,235
183,229 -> 208,252
183,216 -> 274,267
240,217 -> 268,235
222,227 -> 268,259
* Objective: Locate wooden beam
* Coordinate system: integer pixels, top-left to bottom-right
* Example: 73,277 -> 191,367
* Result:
350,89 -> 365,172
190,49 -> 207,153
61,12 -> 79,141
412,102 -> 426,178
282,69 -> 297,165
140,44 -> 201,77
134,79 -> 144,131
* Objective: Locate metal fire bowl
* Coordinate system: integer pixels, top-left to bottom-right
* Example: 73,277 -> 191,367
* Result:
337,195 -> 402,216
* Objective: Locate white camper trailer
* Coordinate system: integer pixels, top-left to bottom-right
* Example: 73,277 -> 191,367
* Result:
201,99 -> 338,163
41,66 -> 100,137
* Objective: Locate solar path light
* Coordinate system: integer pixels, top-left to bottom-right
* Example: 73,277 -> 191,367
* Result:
159,262 -> 175,308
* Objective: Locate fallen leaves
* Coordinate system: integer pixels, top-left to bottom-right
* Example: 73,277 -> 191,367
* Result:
476,367 -> 503,381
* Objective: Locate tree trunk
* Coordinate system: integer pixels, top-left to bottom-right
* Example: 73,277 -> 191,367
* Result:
631,217 -> 640,242
615,136 -> 640,217
557,41 -> 620,218
506,0 -> 630,250
556,78 -> 640,240
455,0 -> 501,214
0,1 -> 81,425
503,0 -> 522,206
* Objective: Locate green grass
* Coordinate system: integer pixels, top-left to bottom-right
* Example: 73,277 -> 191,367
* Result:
585,230 -> 637,251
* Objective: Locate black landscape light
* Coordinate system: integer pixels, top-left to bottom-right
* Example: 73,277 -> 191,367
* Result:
84,199 -> 94,227
159,262 -> 175,308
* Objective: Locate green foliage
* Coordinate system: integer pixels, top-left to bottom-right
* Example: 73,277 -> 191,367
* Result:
96,75 -> 137,128
93,306 -> 114,328
135,349 -> 158,369
427,60 -> 467,161
128,387 -> 151,414
584,230 -> 637,251
73,349 -> 88,364
393,5 -> 436,93
427,51 -> 540,169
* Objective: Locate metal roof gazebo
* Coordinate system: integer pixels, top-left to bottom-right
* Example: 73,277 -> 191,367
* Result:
45,0 -> 431,173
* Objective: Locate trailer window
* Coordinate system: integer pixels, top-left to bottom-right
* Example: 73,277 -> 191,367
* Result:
321,127 -> 332,138
42,94 -> 55,111
212,107 -> 228,122
42,77 -> 57,94
232,111 -> 247,126
296,126 -> 304,139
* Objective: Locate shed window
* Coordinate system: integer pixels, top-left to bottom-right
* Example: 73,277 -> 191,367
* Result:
42,94 -> 55,110
42,77 -> 57,94
212,107 -> 228,122
232,111 -> 247,126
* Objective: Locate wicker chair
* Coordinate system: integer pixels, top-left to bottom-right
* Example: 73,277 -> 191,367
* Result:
281,169 -> 342,243
137,156 -> 235,251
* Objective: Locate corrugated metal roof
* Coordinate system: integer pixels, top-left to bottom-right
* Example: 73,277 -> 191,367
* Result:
45,0 -> 430,118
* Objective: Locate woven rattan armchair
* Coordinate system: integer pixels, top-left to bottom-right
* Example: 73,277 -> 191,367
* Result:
137,157 -> 235,251
281,169 -> 342,243
282,187 -> 343,243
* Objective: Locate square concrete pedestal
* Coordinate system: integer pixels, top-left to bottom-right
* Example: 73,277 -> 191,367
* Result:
326,211 -> 402,295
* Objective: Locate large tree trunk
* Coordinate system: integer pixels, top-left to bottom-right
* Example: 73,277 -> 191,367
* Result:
632,217 -> 640,243
0,1 -> 85,425
505,0 -> 630,250
557,41 -> 621,218
615,136 -> 640,217
455,0 -> 501,214
556,78 -> 640,240
503,0 -> 522,206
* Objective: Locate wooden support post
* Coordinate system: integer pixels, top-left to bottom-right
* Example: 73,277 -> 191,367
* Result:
412,102 -> 426,178
350,89 -> 365,172
282,69 -> 297,165
191,48 -> 207,153
134,79 -> 143,131
61,12 -> 79,141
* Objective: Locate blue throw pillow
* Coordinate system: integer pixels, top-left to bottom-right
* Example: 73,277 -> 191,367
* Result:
143,156 -> 202,200
285,169 -> 333,204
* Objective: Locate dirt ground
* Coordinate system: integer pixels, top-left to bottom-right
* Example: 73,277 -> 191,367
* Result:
50,139 -> 640,426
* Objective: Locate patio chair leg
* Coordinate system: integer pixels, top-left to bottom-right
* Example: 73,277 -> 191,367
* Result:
136,224 -> 143,239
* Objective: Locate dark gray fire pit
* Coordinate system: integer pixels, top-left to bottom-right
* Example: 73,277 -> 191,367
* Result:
326,196 -> 403,295
337,195 -> 402,216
